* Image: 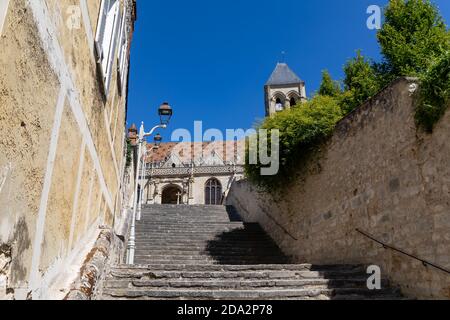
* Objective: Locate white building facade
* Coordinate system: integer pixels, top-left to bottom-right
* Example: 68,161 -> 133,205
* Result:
137,141 -> 245,206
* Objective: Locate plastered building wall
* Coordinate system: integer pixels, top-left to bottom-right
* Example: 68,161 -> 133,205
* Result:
0,0 -> 134,299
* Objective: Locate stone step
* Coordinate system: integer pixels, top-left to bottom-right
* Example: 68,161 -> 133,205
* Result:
134,259 -> 290,266
134,239 -> 279,245
133,248 -> 282,255
142,204 -> 229,209
103,278 -> 389,290
136,224 -> 262,229
136,231 -> 255,236
136,223 -> 247,228
135,233 -> 273,238
141,212 -> 230,214
133,249 -> 285,256
132,243 -> 282,249
133,254 -> 288,262
135,241 -> 277,247
134,246 -> 283,252
142,206 -> 229,209
136,222 -> 250,227
134,243 -> 279,249
98,204 -> 403,300
141,212 -> 232,215
141,210 -> 231,214
140,217 -> 233,220
141,214 -> 232,218
112,264 -> 366,272
135,236 -> 272,241
134,230 -> 268,236
109,269 -> 369,280
139,220 -> 233,223
142,207 -> 229,210
100,287 -> 400,300
133,246 -> 282,253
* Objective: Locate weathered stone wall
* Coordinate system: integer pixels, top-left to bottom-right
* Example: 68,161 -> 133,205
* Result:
0,0 -> 134,299
227,78 -> 450,299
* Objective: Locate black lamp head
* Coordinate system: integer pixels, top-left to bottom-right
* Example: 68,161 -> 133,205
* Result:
158,102 -> 173,125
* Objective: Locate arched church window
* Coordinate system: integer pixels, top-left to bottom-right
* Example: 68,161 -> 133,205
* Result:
205,178 -> 222,205
275,98 -> 284,112
290,97 -> 297,107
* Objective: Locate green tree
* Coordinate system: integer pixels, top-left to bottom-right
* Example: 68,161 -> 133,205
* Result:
318,70 -> 342,97
340,51 -> 380,113
245,95 -> 343,190
416,50 -> 450,131
377,0 -> 450,130
378,0 -> 450,77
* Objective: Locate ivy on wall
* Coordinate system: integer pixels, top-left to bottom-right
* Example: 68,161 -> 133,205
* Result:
125,138 -> 133,169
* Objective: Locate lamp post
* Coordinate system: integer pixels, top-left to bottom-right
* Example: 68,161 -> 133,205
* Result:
126,103 -> 173,265
137,134 -> 162,221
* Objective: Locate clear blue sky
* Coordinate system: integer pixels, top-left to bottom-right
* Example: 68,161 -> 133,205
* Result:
127,0 -> 450,142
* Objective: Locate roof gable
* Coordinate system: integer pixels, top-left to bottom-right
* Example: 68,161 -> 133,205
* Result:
266,63 -> 302,86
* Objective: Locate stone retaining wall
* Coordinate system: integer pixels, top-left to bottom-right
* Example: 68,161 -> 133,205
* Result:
227,78 -> 450,299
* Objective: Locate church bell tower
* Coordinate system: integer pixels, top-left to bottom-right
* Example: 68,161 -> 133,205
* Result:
264,63 -> 306,117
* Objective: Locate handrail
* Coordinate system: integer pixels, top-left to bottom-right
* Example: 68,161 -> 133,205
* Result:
356,228 -> 450,275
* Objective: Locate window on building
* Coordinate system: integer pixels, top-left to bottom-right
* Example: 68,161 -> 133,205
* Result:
117,5 -> 128,95
0,0 -> 10,35
290,97 -> 297,107
275,98 -> 284,112
95,0 -> 121,96
205,178 -> 222,205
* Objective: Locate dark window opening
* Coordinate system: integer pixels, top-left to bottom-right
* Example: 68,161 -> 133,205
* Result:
290,97 -> 297,107
275,98 -> 284,111
205,178 -> 222,205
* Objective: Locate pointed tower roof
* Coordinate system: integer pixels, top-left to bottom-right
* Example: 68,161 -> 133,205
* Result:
266,63 -> 302,86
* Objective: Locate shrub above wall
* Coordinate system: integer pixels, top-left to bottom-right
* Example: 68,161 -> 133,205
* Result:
245,95 -> 343,190
416,51 -> 450,131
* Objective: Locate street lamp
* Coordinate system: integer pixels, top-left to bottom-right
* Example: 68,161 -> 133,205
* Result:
154,133 -> 163,147
126,103 -> 173,265
158,102 -> 173,125
137,134 -> 162,221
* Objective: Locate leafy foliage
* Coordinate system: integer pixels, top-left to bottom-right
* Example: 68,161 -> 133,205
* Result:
378,0 -> 450,77
377,0 -> 450,130
245,96 -> 343,189
416,51 -> 450,131
318,70 -> 342,97
125,138 -> 133,168
340,51 -> 382,113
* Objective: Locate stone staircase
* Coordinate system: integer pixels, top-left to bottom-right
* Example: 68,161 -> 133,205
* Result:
97,205 -> 403,300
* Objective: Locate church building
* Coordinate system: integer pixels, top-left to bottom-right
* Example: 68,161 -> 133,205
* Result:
264,62 -> 306,116
130,62 -> 305,206
137,140 -> 245,205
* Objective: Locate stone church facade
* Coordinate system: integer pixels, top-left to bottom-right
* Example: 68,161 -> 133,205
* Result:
130,137 -> 245,206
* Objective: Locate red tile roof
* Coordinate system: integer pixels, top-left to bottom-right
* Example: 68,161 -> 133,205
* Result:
145,141 -> 245,164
